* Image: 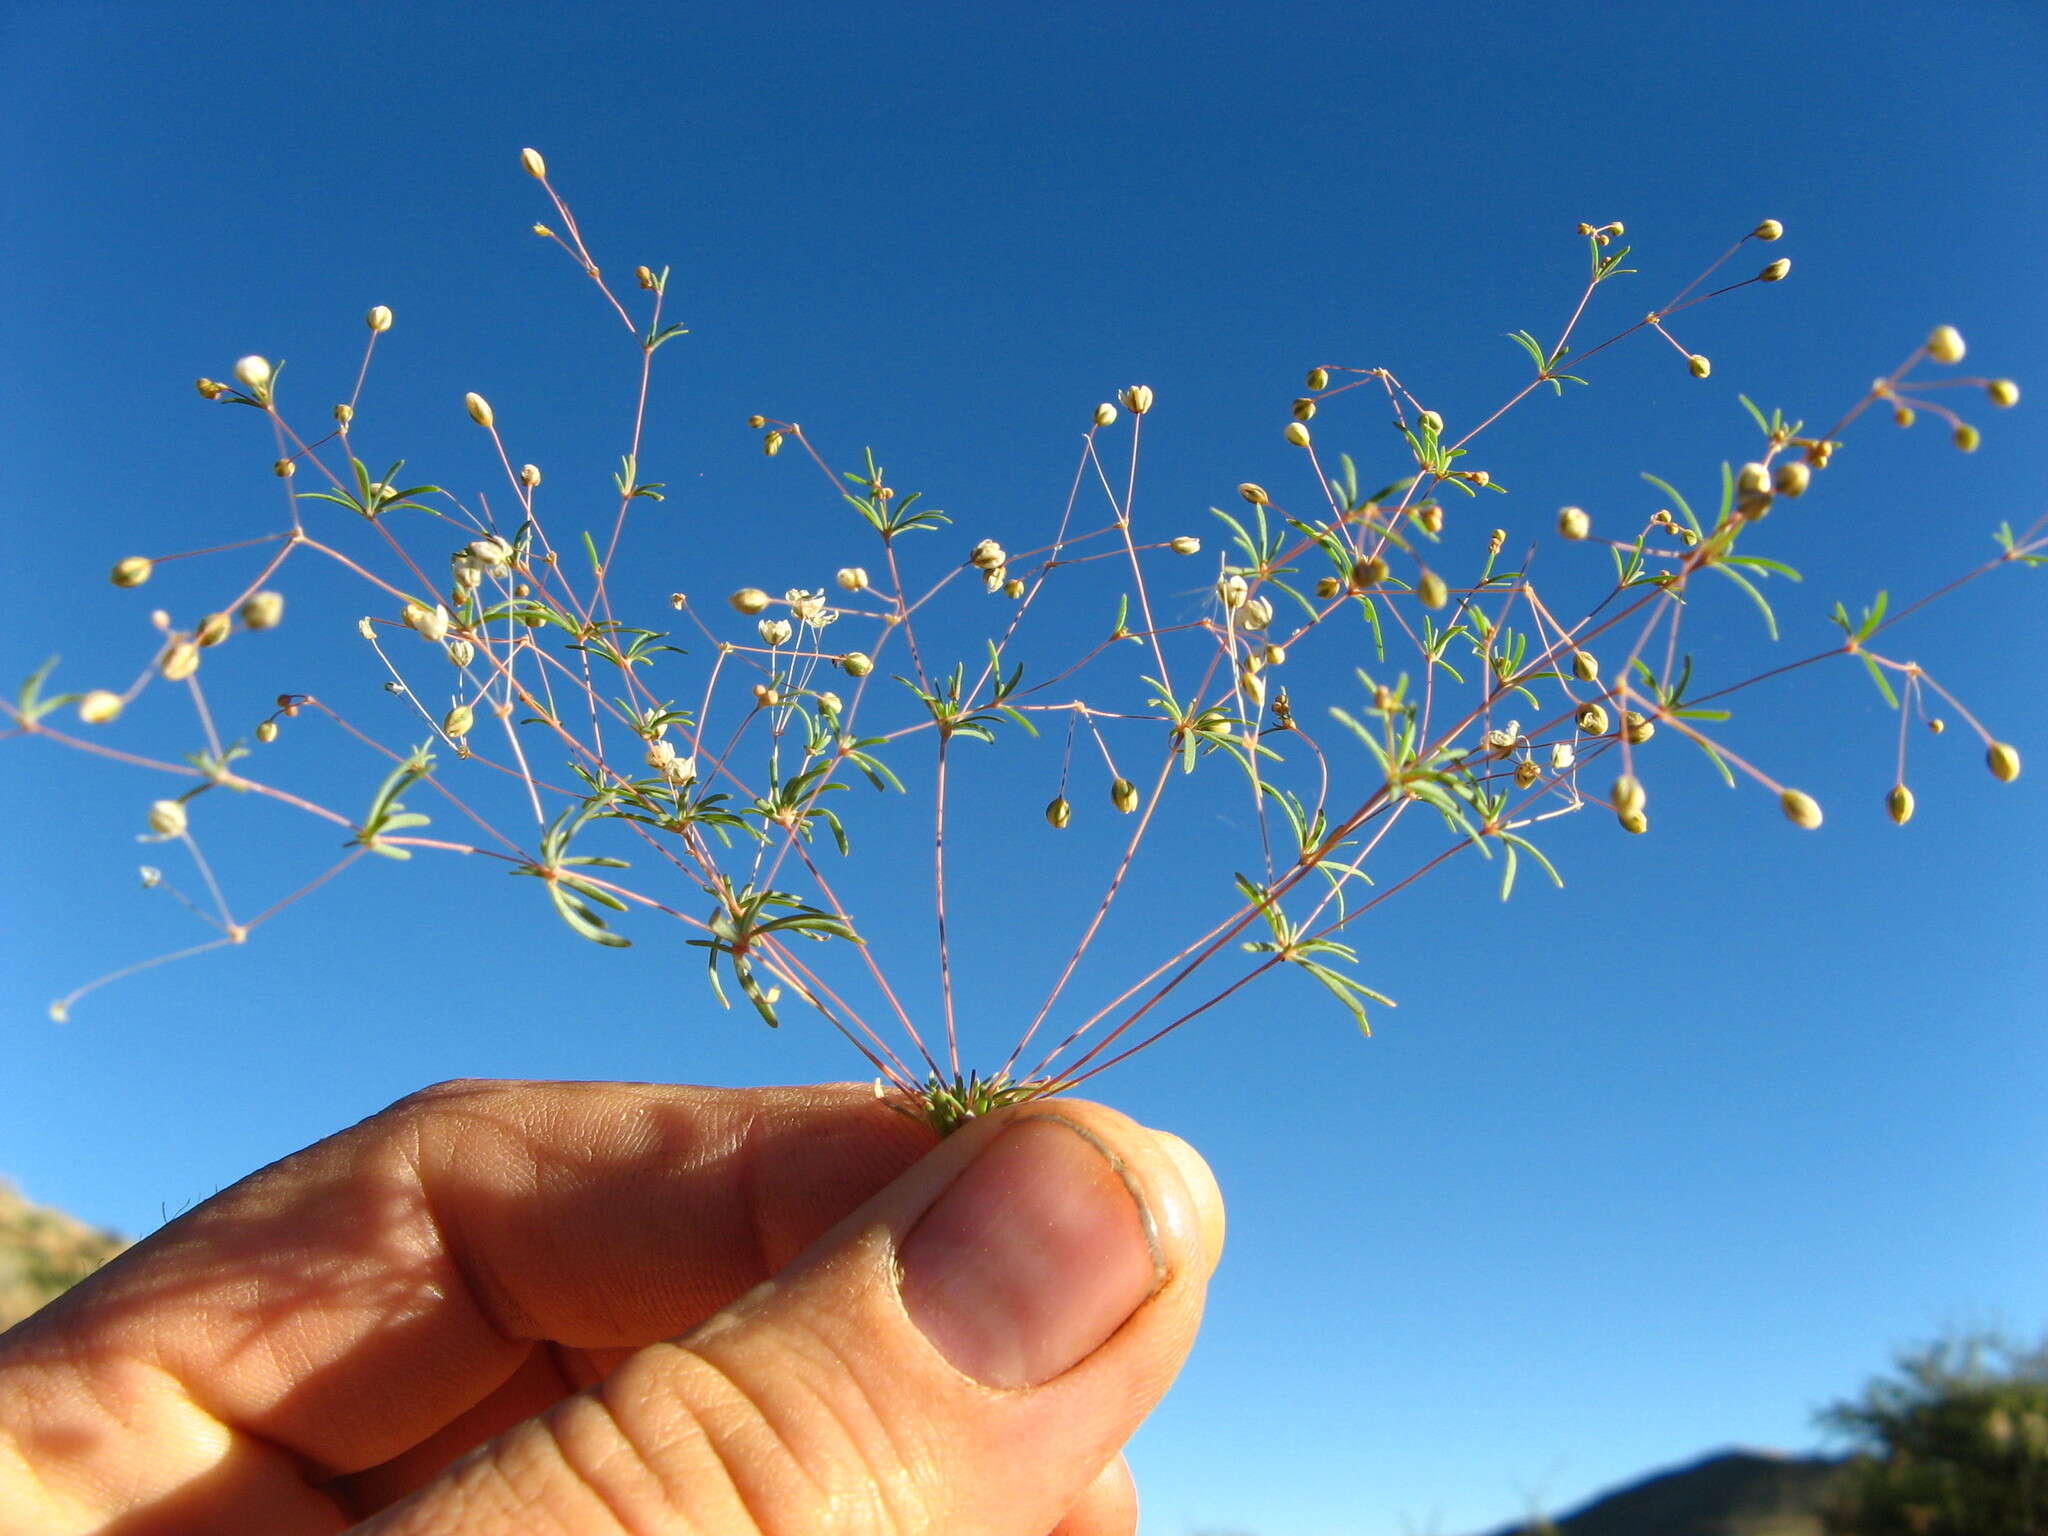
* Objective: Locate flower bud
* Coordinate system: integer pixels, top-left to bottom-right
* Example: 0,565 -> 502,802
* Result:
148,799 -> 188,838
1314,576 -> 1342,600
366,305 -> 393,333
404,601 -> 452,642
443,703 -> 475,738
1988,742 -> 2022,782
1513,759 -> 1541,789
1237,482 -> 1269,506
1419,410 -> 1443,435
1929,718 -> 1946,735
758,618 -> 793,646
1894,406 -> 1916,428
237,592 -> 282,631
533,223 -> 553,238
1284,421 -> 1312,448
730,588 -> 771,614
520,147 -> 548,179
1418,504 -> 1444,534
195,377 -> 225,400
1306,367 -> 1329,390
1240,668 -> 1266,709
1169,535 -> 1201,555
464,392 -> 495,428
1576,703 -> 1610,736
839,651 -> 873,677
274,458 -> 296,478
160,639 -> 200,680
255,719 -> 278,743
763,430 -> 784,455
1217,573 -> 1249,610
78,690 -> 123,724
1262,643 -> 1287,666
1688,354 -> 1711,379
1926,325 -> 1966,364
1736,463 -> 1770,497
1953,424 -> 1981,453
1046,795 -> 1071,829
1758,258 -> 1791,282
1780,789 -> 1822,829
1624,711 -> 1656,745
1120,384 -> 1154,415
1557,506 -> 1591,540
234,355 -> 273,392
1752,219 -> 1783,241
1094,402 -> 1117,426
836,566 -> 869,591
1418,569 -> 1448,609
1886,784 -> 1914,825
520,462 -> 542,487
1572,651 -> 1599,682
1988,379 -> 2020,408
1610,775 -> 1646,818
816,690 -> 843,716
1291,397 -> 1316,422
111,556 -> 153,588
1618,809 -> 1649,835
1110,777 -> 1139,813
1003,577 -> 1025,599
1773,461 -> 1811,498
1350,555 -> 1389,589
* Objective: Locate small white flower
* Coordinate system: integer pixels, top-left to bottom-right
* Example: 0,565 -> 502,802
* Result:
1549,741 -> 1576,772
758,617 -> 793,646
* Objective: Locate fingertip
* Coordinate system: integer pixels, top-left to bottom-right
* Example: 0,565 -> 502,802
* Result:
1145,1128 -> 1226,1276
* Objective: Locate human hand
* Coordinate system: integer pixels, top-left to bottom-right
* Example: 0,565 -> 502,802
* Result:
0,1081 -> 1223,1535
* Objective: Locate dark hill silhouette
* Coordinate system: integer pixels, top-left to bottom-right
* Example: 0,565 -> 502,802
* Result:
1476,1448 -> 1848,1536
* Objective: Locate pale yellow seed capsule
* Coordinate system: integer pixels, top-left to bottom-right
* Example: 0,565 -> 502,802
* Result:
1291,397 -> 1316,422
148,799 -> 188,838
256,719 -> 279,744
443,703 -> 475,739
1894,405 -> 1916,428
747,414 -> 767,429
1238,482 -> 1269,505
234,355 -> 273,391
1759,258 -> 1791,282
1611,775 -> 1646,818
1004,578 -> 1025,599
1752,219 -> 1784,241
1576,703 -> 1610,736
274,458 -> 296,478
240,592 -> 284,630
1314,576 -> 1342,600
1572,651 -> 1599,682
195,377 -> 224,400
161,637 -> 201,679
636,265 -> 656,290
1736,463 -> 1770,497
1953,424 -> 1981,452
1780,789 -> 1823,829
1094,402 -> 1117,427
1110,777 -> 1139,813
730,588 -> 771,614
334,403 -> 354,425
1689,354 -> 1711,379
1120,385 -> 1154,415
836,567 -> 868,591
1929,718 -> 1946,735
1557,506 -> 1590,541
839,651 -> 874,677
1619,809 -> 1649,835
1284,421 -> 1312,448
1418,504 -> 1444,535
1418,569 -> 1447,609
520,147 -> 548,179
1046,795 -> 1072,829
1350,555 -> 1388,589
1988,379 -> 2020,408
111,556 -> 153,588
1988,742 -> 2022,782
1419,410 -> 1443,434
533,223 -> 553,238
447,639 -> 475,667
1926,325 -> 1966,365
1514,759 -> 1541,789
78,690 -> 123,725
1263,643 -> 1287,666
464,392 -> 495,428
1306,367 -> 1329,391
366,305 -> 393,333
1773,461 -> 1811,497
1624,711 -> 1656,745
763,430 -> 784,456
1169,535 -> 1201,555
520,463 -> 542,486
1886,784 -> 1914,825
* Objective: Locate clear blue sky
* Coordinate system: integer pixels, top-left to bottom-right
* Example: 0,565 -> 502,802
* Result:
4,4 -> 2045,1533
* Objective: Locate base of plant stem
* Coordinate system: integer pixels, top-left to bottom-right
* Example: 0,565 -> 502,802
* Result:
880,1070 -> 1062,1137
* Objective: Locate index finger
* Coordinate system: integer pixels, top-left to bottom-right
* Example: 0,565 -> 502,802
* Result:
0,1081 -> 936,1503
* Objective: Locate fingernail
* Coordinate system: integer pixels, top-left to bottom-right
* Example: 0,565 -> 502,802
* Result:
899,1115 -> 1163,1388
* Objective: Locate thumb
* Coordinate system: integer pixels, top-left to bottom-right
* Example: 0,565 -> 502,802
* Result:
360,1100 -> 1224,1536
